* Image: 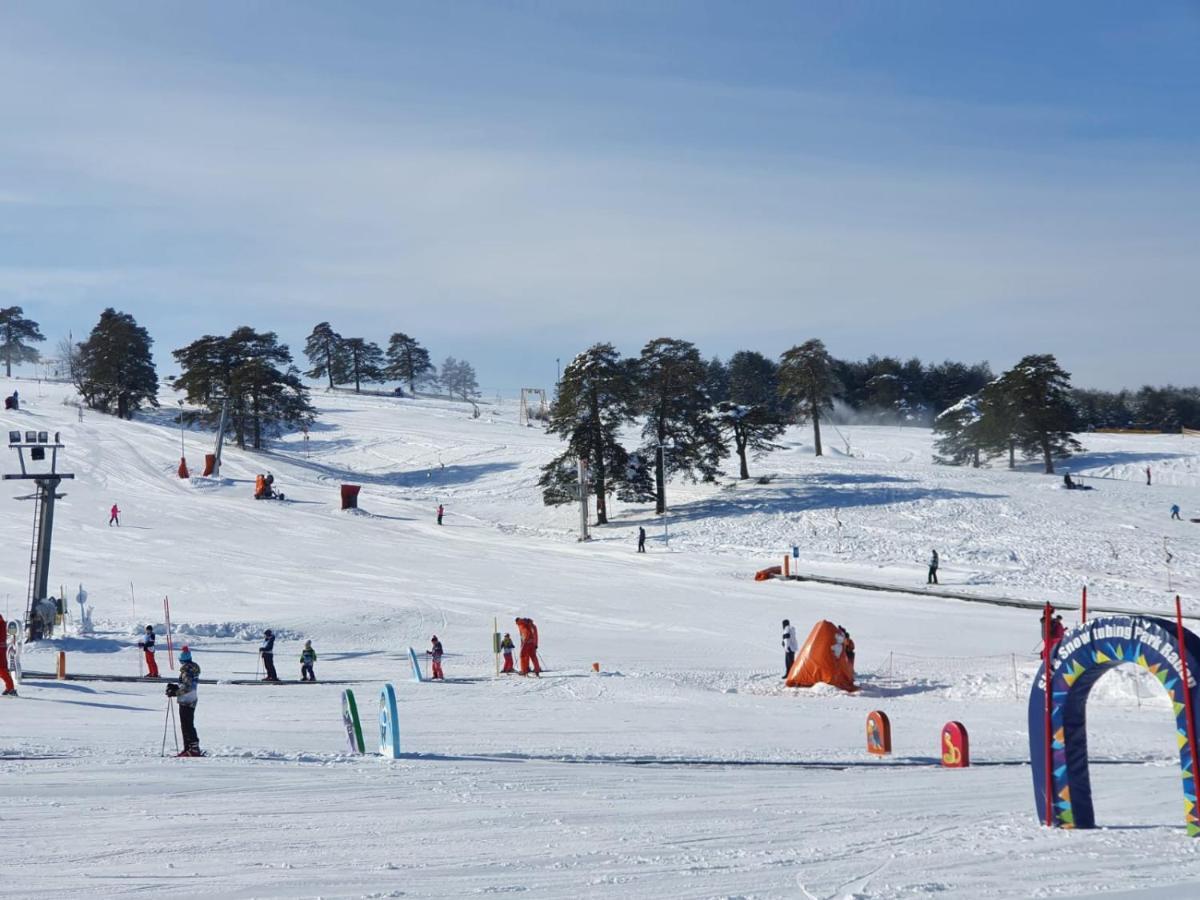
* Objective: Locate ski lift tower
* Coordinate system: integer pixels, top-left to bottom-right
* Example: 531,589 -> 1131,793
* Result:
5,429 -> 74,641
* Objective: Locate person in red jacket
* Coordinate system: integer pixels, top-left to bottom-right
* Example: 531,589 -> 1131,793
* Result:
0,614 -> 16,696
515,617 -> 541,677
109,504 -> 121,526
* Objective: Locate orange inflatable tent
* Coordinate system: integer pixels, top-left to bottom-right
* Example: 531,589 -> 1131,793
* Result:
785,620 -> 857,691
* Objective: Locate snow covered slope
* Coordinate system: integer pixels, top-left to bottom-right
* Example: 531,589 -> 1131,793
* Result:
2,379 -> 1199,899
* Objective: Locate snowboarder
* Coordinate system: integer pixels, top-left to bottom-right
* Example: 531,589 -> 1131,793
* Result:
842,629 -> 856,665
300,640 -> 317,682
138,625 -> 159,678
167,645 -> 202,756
1172,504 -> 1182,520
1146,466 -> 1152,486
516,617 -> 541,676
4,390 -> 17,410
499,632 -> 515,673
927,549 -> 939,585
782,619 -> 797,678
109,503 -> 120,526
265,472 -> 275,496
427,635 -> 444,680
0,613 -> 16,696
260,629 -> 279,681
437,504 -> 444,526
1063,472 -> 1075,490
637,526 -> 646,553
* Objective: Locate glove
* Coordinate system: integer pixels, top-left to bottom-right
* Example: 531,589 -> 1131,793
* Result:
165,683 -> 179,697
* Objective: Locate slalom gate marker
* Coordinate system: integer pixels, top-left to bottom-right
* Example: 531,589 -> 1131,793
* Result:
378,683 -> 401,758
1029,608 -> 1200,834
592,662 -> 600,673
408,646 -> 424,683
941,722 -> 969,768
341,689 -> 365,754
55,651 -> 66,680
866,711 -> 891,755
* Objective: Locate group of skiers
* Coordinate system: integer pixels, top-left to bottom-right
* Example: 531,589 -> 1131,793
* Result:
417,617 -> 544,681
253,473 -> 279,500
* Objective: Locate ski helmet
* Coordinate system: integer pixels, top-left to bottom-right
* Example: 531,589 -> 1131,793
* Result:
264,629 -> 273,636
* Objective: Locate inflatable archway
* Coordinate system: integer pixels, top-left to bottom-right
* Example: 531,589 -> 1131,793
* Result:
1029,614 -> 1200,834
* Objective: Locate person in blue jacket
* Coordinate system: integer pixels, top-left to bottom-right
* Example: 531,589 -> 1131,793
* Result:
260,629 -> 279,681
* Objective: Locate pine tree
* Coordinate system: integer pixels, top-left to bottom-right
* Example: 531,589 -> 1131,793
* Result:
441,357 -> 480,402
342,339 -> 385,393
778,339 -> 837,456
173,327 -> 314,450
717,350 -> 786,479
704,356 -> 730,405
993,354 -> 1081,474
75,309 -> 159,419
635,337 -> 726,514
303,322 -> 350,390
385,333 -> 434,396
0,306 -> 44,377
538,343 -> 637,524
932,393 -> 985,467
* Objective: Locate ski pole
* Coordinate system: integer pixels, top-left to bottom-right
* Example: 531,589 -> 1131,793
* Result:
170,699 -> 179,752
161,698 -> 173,757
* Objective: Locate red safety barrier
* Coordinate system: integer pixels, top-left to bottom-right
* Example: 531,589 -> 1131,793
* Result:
867,710 -> 891,755
941,721 -> 970,768
177,457 -> 189,479
202,454 -> 216,477
341,484 -> 362,510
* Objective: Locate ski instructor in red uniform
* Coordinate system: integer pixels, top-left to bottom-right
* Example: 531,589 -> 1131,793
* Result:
0,614 -> 16,696
515,617 -> 541,677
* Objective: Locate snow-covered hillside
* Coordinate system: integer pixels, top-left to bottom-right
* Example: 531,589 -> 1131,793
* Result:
3,379 -> 1200,899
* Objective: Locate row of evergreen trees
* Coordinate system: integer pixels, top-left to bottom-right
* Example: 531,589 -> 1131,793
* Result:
540,338 -> 840,520
302,323 -> 480,400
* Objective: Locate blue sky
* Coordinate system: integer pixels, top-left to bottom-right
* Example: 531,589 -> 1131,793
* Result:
1,2 -> 1196,392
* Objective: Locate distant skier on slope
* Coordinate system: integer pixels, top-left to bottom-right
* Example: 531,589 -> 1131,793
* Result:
300,640 -> 317,682
138,625 -> 159,678
427,635 -> 445,680
167,646 -> 203,756
782,619 -> 797,678
516,617 -> 541,676
0,613 -> 16,696
109,503 -> 120,526
927,549 -> 939,585
1172,504 -> 1182,520
637,526 -> 646,553
1146,466 -> 1152,486
437,504 -> 444,525
260,629 -> 279,681
499,632 -> 515,674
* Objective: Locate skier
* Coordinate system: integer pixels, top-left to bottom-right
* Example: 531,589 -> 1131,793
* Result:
0,613 -> 16,696
842,629 -> 856,665
260,629 -> 279,681
1146,466 -> 1152,486
168,645 -> 202,756
515,617 -> 541,676
299,640 -> 317,682
138,625 -> 159,678
264,472 -> 275,498
637,526 -> 646,553
109,503 -> 120,526
427,635 -> 444,680
927,549 -> 939,585
1063,472 -> 1075,490
1172,504 -> 1182,520
499,632 -> 515,673
437,503 -> 444,526
781,618 -> 797,679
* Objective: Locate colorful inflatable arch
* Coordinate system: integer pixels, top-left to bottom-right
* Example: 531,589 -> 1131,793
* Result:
1028,614 -> 1200,834
786,620 -> 857,691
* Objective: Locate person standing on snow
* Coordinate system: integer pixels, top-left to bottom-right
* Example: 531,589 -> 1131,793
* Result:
781,619 -> 798,679
637,526 -> 646,553
260,629 -> 279,681
1146,466 -> 1152,486
927,549 -> 939,585
167,646 -> 203,756
299,640 -> 317,682
0,613 -> 16,696
1172,504 -> 1182,520
138,625 -> 159,678
436,504 -> 444,526
515,617 -> 541,676
427,635 -> 444,680
109,503 -> 120,526
499,632 -> 515,673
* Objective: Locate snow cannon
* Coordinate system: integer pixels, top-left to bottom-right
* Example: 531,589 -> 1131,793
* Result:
785,621 -> 857,692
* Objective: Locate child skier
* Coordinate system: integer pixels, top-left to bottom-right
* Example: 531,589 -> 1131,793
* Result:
500,632 -> 515,673
0,613 -> 16,696
300,640 -> 317,682
109,503 -> 120,526
167,646 -> 203,756
138,625 -> 159,677
427,635 -> 444,680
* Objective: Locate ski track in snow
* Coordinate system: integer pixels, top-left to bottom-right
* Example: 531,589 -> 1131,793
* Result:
3,382 -> 1200,898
